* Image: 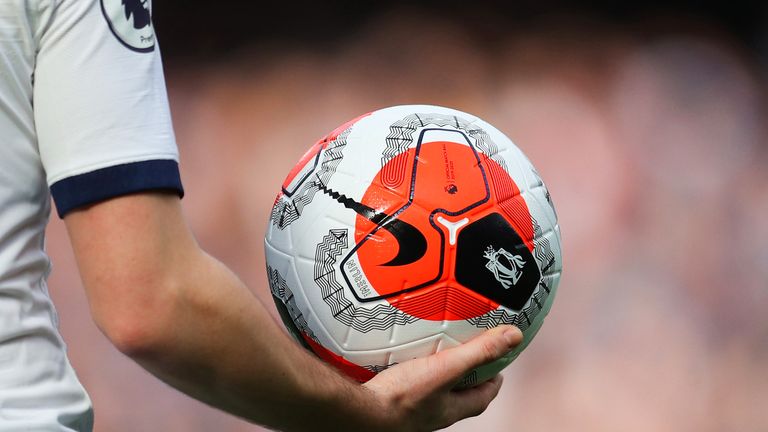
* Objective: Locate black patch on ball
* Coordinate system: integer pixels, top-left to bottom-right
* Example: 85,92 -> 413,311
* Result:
455,213 -> 540,311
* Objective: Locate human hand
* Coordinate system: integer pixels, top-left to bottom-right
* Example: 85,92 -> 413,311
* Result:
362,325 -> 523,432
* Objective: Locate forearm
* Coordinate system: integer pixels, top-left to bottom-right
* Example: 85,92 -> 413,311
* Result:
131,250 -> 380,431
65,195 -> 382,431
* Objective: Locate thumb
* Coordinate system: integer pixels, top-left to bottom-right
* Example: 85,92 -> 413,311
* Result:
432,325 -> 522,389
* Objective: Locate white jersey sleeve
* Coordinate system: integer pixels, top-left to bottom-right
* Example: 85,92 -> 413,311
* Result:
34,0 -> 183,217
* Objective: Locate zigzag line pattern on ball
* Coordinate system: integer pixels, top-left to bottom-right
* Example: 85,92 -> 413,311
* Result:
364,363 -> 397,374
466,285 -> 550,332
314,179 -> 362,213
314,229 -> 420,333
532,219 -> 557,280
457,370 -> 478,388
271,126 -> 352,229
530,167 -> 558,219
382,113 -> 510,180
267,266 -> 319,343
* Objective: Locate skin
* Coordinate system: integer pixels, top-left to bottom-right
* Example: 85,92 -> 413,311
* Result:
64,192 -> 522,432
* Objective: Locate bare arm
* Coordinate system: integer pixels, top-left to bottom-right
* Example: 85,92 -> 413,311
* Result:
64,192 -> 521,431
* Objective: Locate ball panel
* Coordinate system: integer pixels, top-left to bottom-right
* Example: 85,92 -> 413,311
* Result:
454,213 -> 541,311
390,284 -> 498,321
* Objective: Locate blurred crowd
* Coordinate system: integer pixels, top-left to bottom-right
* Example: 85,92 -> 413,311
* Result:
46,6 -> 767,431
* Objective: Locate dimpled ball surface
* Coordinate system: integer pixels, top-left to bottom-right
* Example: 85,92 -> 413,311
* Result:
265,105 -> 562,387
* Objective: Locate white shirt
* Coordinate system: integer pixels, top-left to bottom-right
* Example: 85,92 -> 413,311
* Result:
0,0 -> 182,430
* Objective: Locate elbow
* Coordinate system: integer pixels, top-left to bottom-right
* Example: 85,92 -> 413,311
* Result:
92,280 -> 180,359
102,314 -> 166,358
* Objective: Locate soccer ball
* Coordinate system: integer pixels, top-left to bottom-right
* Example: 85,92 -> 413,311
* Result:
265,105 -> 561,387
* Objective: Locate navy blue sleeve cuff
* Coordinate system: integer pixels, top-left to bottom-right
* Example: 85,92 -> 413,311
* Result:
50,159 -> 185,218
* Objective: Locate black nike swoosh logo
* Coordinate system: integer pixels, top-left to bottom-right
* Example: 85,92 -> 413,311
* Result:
317,182 -> 427,266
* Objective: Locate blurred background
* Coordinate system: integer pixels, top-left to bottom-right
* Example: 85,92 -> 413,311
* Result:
47,1 -> 767,431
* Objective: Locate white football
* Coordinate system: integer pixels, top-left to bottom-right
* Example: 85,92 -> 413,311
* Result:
265,105 -> 562,387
